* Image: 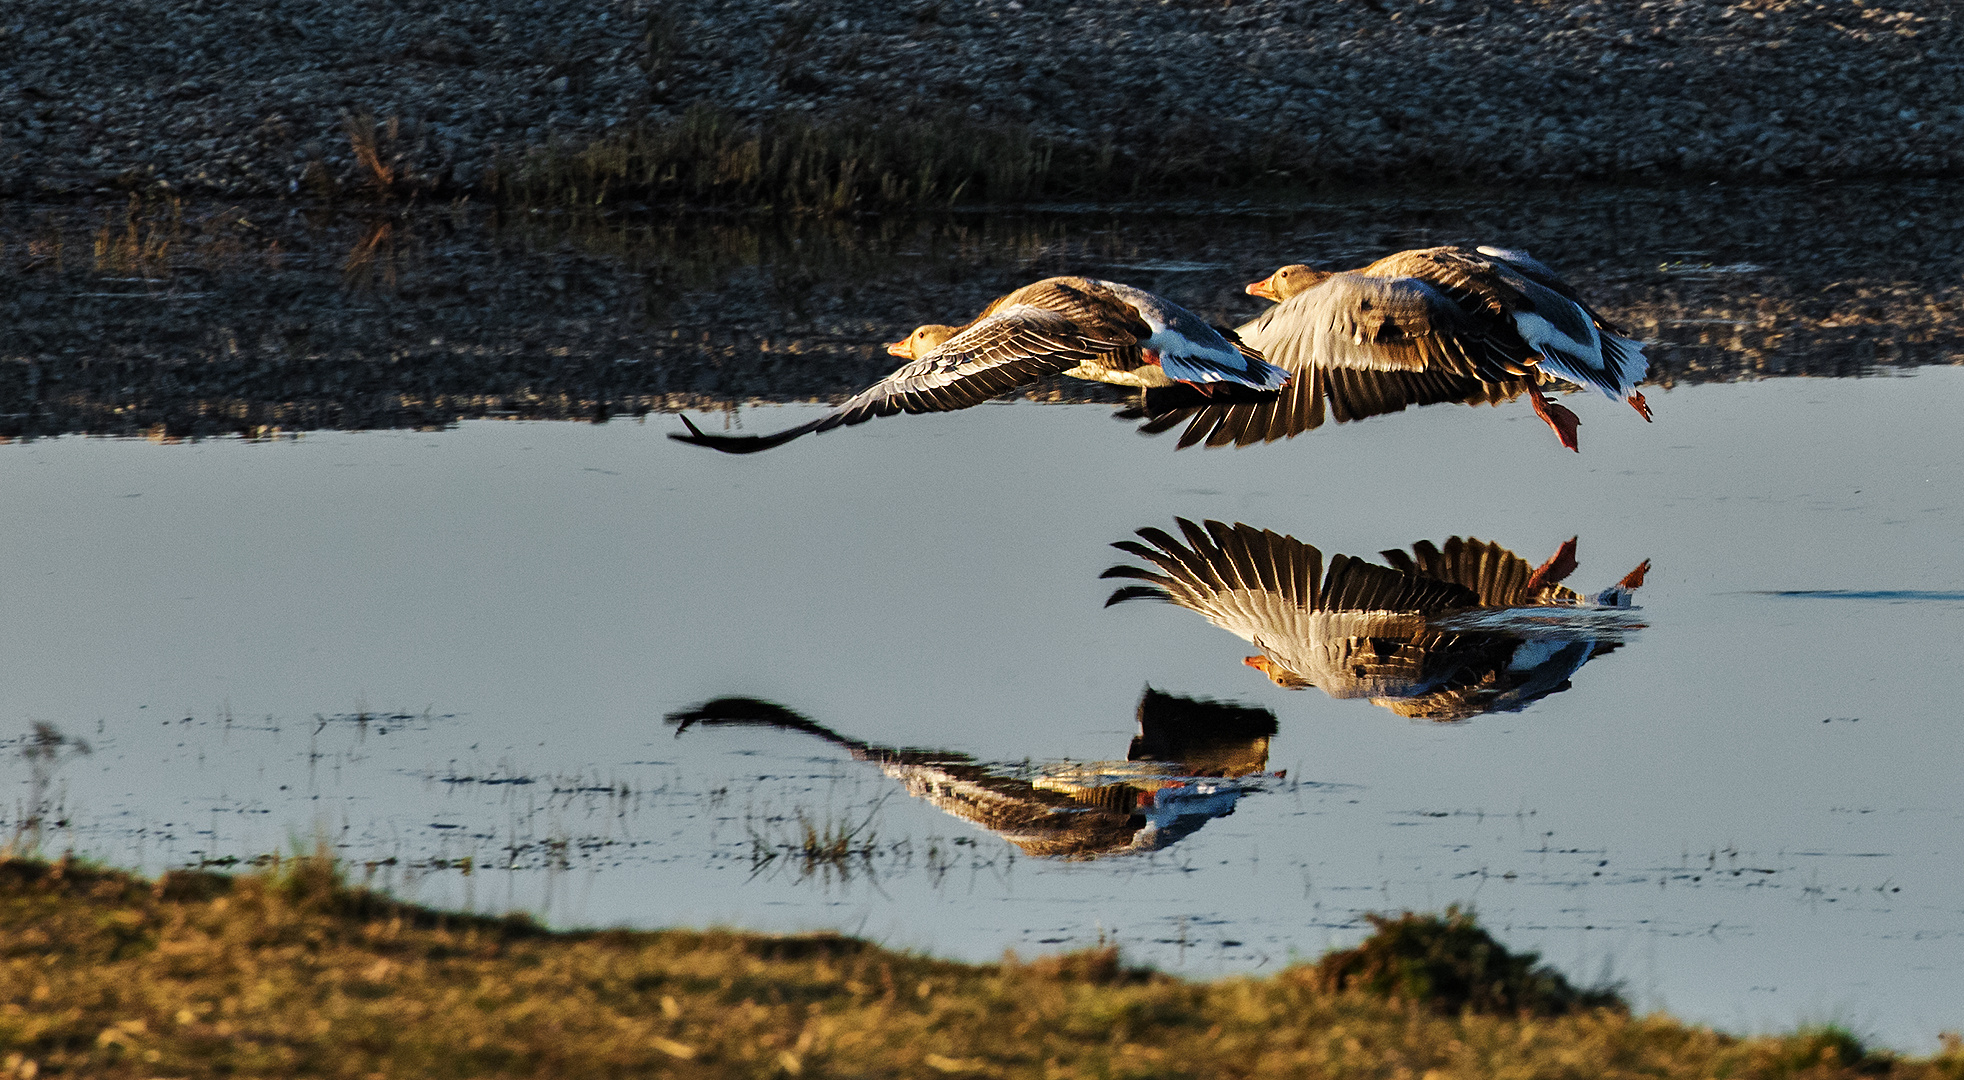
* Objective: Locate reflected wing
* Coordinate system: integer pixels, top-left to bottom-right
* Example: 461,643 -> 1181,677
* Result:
669,305 -> 1116,453
1102,518 -> 1476,640
1102,519 -> 1328,646
1378,537 -> 1583,608
1103,519 -> 1493,694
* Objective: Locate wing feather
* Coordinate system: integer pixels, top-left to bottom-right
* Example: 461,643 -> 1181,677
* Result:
1131,363 -> 1531,449
670,304 -> 1119,453
1244,273 -> 1519,379
1103,520 -> 1327,648
1121,261 -> 1539,448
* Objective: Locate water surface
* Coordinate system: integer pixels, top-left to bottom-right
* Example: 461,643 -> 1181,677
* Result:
3,368 -> 1960,1048
3,186 -> 1963,1050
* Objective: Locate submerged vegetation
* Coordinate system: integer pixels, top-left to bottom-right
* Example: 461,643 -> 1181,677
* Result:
2,855 -> 1960,1079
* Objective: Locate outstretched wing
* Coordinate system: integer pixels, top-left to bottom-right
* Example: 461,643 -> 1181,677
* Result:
1476,245 -> 1629,335
1479,248 -> 1649,400
1248,272 -> 1525,379
1122,268 -> 1535,448
1124,363 -> 1531,448
669,305 -> 1118,454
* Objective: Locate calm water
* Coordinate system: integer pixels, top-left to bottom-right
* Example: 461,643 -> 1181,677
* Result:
3,194 -> 1963,1049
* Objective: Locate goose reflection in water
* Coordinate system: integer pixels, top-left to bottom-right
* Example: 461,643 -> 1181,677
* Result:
1104,520 -> 1650,721
665,687 -> 1279,860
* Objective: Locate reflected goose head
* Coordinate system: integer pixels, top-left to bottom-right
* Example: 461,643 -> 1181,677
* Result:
885,323 -> 963,359
1245,264 -> 1331,302
1243,654 -> 1313,689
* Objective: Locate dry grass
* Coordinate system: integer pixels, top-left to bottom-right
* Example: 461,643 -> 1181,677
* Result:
90,194 -> 182,276
492,106 -> 1149,213
3,855 -> 1961,1079
343,111 -> 402,195
299,101 -> 1313,211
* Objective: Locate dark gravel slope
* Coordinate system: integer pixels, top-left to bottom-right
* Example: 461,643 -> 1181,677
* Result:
2,0 -> 1958,198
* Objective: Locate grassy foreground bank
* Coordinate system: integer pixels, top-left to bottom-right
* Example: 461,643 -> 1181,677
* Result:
0,855 -> 1956,1079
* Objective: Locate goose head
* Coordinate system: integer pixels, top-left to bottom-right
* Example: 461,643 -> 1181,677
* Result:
885,324 -> 963,359
1245,264 -> 1331,302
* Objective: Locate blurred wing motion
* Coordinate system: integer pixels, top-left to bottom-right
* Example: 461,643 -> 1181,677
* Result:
1104,518 -> 1648,720
664,687 -> 1275,860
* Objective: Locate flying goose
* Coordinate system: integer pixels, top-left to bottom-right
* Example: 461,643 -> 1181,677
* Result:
1134,246 -> 1650,452
1104,519 -> 1650,721
665,688 -> 1276,859
670,277 -> 1291,453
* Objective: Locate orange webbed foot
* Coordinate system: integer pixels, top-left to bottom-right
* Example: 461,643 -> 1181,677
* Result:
1616,559 -> 1652,590
1527,536 -> 1580,593
1629,391 -> 1653,422
1530,390 -> 1582,452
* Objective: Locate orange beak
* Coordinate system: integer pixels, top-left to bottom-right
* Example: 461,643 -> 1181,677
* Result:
885,339 -> 911,358
1245,277 -> 1280,301
1243,655 -> 1271,673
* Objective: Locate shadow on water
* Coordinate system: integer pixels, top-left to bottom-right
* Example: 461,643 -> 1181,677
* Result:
1747,590 -> 1964,602
666,687 -> 1280,862
1105,521 -> 1648,722
2,179 -> 1962,438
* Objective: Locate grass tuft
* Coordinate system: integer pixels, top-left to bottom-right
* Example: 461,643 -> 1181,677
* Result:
1309,905 -> 1626,1016
344,110 -> 398,192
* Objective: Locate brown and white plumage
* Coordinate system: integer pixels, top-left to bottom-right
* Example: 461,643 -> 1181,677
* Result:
671,277 -> 1288,454
1103,519 -> 1650,721
1133,245 -> 1650,452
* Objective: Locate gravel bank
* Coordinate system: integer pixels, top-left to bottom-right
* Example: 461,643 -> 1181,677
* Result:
2,0 -> 1958,200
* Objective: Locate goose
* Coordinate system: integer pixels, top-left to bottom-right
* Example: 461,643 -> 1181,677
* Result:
1103,518 -> 1650,721
1134,245 -> 1650,452
669,277 -> 1291,453
665,688 -> 1276,859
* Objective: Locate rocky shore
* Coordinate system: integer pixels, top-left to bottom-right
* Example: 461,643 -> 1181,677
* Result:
2,0 -> 1959,201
